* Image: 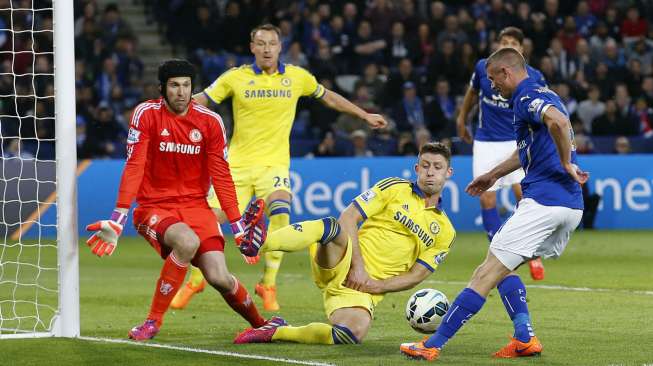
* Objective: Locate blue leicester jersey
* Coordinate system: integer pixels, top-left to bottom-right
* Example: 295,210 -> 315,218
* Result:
511,78 -> 584,210
471,59 -> 546,142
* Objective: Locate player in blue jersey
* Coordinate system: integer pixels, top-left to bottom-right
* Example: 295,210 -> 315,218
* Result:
456,27 -> 548,280
401,47 -> 587,361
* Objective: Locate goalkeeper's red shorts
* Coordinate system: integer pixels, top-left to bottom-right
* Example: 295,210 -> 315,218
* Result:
133,206 -> 224,266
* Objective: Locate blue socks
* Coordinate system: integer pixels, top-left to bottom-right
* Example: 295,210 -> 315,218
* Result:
481,208 -> 502,241
424,288 -> 486,349
498,275 -> 535,342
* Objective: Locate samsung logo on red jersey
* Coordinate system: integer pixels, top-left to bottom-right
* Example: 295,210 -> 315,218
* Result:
159,142 -> 201,154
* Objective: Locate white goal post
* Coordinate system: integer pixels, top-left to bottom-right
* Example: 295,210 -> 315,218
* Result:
0,0 -> 78,339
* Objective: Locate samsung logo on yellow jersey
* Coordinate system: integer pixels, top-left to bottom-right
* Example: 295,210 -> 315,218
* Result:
393,211 -> 434,247
244,89 -> 292,98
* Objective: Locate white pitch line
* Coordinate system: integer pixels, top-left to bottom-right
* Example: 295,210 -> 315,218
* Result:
78,336 -> 336,366
423,280 -> 653,296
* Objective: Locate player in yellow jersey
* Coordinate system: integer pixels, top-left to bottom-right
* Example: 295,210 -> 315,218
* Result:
233,142 -> 456,345
171,23 -> 387,311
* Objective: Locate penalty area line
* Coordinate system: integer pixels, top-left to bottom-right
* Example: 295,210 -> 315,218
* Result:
78,336 -> 336,366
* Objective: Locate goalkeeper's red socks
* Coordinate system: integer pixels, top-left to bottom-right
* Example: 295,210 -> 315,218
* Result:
147,252 -> 189,327
221,276 -> 266,328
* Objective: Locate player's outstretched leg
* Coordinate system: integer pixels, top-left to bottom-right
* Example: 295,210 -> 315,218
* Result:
258,199 -> 291,311
235,322 -> 361,345
129,252 -> 189,341
494,275 -> 542,358
241,216 -> 340,257
170,265 -> 206,309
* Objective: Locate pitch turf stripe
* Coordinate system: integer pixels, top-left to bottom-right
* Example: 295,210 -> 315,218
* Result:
78,336 -> 336,366
423,280 -> 653,296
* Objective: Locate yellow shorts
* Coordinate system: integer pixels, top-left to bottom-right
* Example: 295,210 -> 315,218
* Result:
207,165 -> 291,212
309,239 -> 384,319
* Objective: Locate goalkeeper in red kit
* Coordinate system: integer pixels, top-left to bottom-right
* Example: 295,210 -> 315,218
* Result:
85,59 -> 279,341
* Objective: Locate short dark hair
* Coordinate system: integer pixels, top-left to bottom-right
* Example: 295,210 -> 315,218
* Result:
157,59 -> 195,88
250,24 -> 281,42
419,142 -> 451,166
486,47 -> 526,71
498,26 -> 524,45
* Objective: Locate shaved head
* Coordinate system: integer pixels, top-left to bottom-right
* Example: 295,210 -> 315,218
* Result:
485,48 -> 528,98
486,47 -> 526,72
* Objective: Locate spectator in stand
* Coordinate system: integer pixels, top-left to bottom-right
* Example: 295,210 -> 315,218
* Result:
95,57 -> 119,104
632,97 -> 653,138
383,58 -> 419,108
217,1 -> 250,55
589,21 -> 615,58
393,81 -> 425,132
349,129 -> 373,157
302,11 -> 332,58
558,16 -> 582,55
577,84 -> 605,133
80,103 -> 126,158
604,7 -> 622,40
351,20 -> 386,74
427,38 -> 464,92
548,37 -> 577,79
364,0 -> 398,38
186,4 -> 220,58
386,21 -> 418,67
621,6 -> 649,42
437,15 -> 468,48
624,59 -> 644,97
397,131 -> 418,156
574,1 -> 597,37
281,41 -> 308,68
415,23 -> 436,68
641,77 -> 653,106
311,131 -> 340,157
539,56 -> 561,85
353,63 -> 384,106
472,18 -> 491,57
414,127 -> 432,151
593,62 -> 615,98
556,83 -> 578,116
428,1 -> 447,36
486,0 -> 513,32
310,39 -> 338,81
574,38 -> 595,76
601,38 -> 627,77
100,3 -> 133,50
329,15 -> 353,73
626,37 -> 653,75
592,99 -> 639,136
614,136 -> 631,154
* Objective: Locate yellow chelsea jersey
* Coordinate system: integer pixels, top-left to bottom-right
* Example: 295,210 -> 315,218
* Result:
203,63 -> 325,168
352,178 -> 456,280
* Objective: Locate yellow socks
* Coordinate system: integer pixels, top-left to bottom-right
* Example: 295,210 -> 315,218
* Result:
261,206 -> 289,286
273,323 -> 335,344
272,323 -> 359,344
262,218 -> 325,253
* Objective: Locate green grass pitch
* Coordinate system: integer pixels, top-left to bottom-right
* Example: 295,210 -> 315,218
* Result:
3,230 -> 653,365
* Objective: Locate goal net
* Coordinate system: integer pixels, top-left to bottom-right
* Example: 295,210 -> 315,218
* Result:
0,0 -> 78,338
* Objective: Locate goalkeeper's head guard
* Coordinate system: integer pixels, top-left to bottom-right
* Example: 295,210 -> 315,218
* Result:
158,59 -> 196,90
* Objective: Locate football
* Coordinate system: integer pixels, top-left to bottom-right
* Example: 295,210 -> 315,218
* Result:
405,288 -> 450,334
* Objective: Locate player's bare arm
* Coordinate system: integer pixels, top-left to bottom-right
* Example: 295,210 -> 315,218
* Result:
338,204 -> 370,291
192,92 -> 211,107
320,88 -> 387,129
456,86 -> 478,144
466,150 -> 521,196
542,106 -> 589,185
353,262 -> 432,295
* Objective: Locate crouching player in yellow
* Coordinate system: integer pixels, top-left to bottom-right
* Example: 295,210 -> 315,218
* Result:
233,142 -> 456,344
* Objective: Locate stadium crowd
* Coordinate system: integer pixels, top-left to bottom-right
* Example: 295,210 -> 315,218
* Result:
2,0 -> 653,159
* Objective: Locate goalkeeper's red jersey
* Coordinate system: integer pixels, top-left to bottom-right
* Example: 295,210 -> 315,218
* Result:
115,98 -> 240,223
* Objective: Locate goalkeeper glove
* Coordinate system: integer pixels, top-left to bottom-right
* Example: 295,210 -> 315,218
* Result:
86,210 -> 128,257
230,219 -> 260,264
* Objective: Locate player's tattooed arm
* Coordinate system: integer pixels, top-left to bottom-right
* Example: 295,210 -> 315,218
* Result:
320,89 -> 388,129
356,263 -> 432,295
339,205 -> 371,292
542,106 -> 589,184
466,150 -> 521,196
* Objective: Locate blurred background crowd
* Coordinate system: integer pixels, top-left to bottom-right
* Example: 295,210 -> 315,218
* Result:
2,0 -> 653,159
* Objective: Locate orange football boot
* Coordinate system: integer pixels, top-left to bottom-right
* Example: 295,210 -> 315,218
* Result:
255,283 -> 280,311
493,336 -> 543,358
400,340 -> 440,361
170,279 -> 206,309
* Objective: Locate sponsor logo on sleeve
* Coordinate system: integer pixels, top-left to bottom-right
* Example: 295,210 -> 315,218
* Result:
527,98 -> 544,114
434,252 -> 448,265
127,128 -> 141,144
359,189 -> 376,202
